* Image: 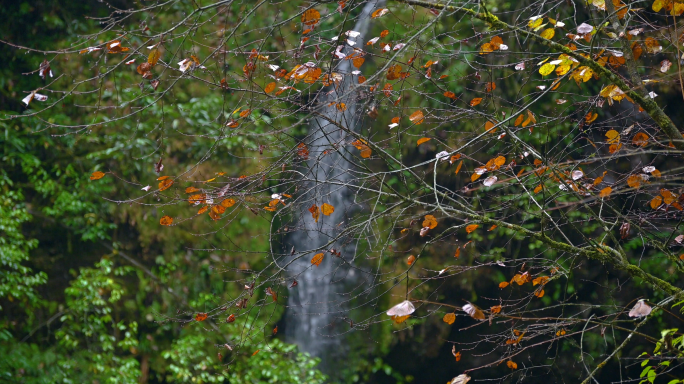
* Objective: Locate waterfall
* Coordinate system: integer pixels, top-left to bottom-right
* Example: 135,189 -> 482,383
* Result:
283,0 -> 384,377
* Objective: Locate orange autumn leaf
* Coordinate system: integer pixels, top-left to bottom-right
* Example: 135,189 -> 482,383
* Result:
417,137 -> 431,146
507,361 -> 518,369
371,8 -> 389,18
321,203 -> 335,216
534,184 -> 543,194
454,160 -> 463,175
188,194 -> 207,205
407,255 -> 416,265
360,146 -> 372,158
443,313 -> 456,325
423,214 -> 438,229
661,189 -> 677,204
90,171 -> 106,180
297,143 -> 309,159
195,313 -> 208,321
358,75 -> 366,84
444,91 -> 457,99
265,82 -> 276,93
197,206 -> 209,215
454,351 -> 462,361
221,198 -> 236,208
336,103 -> 347,111
160,215 -> 173,226
491,305 -> 502,314
185,186 -> 200,193
409,110 -> 425,125
465,224 -> 479,233
159,178 -> 174,191
490,35 -> 503,49
599,187 -> 612,198
353,57 -> 365,68
252,349 -> 260,356
301,8 -> 321,25
470,97 -> 483,107
499,281 -> 509,288
534,289 -> 545,298
380,29 -> 389,37
212,205 -> 226,215
454,248 -> 460,258
585,112 -> 598,124
309,204 -> 320,222
632,132 -> 649,147
485,82 -> 496,92
239,109 -> 251,118
311,252 -> 324,266
488,224 -> 497,231
650,195 -> 663,209
514,114 -> 524,127
609,143 -> 622,154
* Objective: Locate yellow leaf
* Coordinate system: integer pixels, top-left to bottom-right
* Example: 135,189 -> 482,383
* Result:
417,137 -> 431,146
539,63 -> 556,76
540,28 -> 555,39
605,130 -> 620,144
148,48 -> 161,66
528,18 -> 543,29
321,203 -> 335,216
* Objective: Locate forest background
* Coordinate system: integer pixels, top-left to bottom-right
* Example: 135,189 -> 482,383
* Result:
1,0 -> 684,383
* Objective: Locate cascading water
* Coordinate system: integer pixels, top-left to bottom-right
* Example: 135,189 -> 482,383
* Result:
283,0 -> 384,377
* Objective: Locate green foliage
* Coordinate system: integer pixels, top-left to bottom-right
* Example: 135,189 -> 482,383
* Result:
0,177 -> 46,310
